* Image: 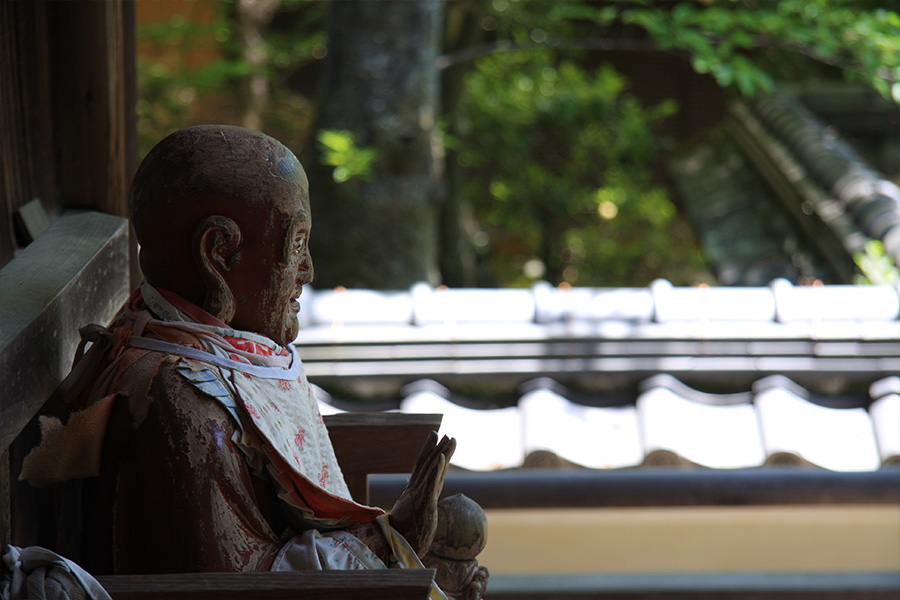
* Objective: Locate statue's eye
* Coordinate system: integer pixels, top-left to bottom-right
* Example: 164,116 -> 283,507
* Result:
294,231 -> 307,254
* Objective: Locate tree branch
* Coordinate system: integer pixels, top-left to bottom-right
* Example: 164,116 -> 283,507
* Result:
436,38 -> 663,70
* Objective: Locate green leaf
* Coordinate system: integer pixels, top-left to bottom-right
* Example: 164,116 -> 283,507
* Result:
318,129 -> 353,153
316,130 -> 378,183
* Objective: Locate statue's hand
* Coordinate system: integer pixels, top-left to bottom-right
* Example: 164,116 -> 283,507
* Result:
390,431 -> 456,557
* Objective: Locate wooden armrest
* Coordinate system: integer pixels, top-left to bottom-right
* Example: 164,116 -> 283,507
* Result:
97,570 -> 437,600
324,413 -> 442,505
0,211 -> 129,452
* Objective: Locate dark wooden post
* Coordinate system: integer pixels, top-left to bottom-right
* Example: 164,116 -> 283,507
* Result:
47,0 -> 136,219
0,0 -> 57,269
0,0 -> 137,548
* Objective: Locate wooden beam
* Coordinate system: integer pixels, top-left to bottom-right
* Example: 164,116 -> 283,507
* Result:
0,211 -> 130,452
483,572 -> 900,600
370,469 -> 900,510
97,570 -> 437,600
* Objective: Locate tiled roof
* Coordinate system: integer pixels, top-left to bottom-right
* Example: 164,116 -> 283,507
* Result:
750,94 -> 900,257
668,92 -> 900,285
318,374 -> 899,473
297,280 -> 899,388
299,279 -> 900,330
295,281 -> 900,473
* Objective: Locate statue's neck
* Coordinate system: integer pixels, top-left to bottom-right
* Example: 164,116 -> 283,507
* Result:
153,285 -> 231,328
139,281 -> 287,357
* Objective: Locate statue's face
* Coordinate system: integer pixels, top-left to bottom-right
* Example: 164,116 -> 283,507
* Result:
228,152 -> 313,346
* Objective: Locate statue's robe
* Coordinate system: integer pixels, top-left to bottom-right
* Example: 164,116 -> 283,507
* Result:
21,284 -> 434,588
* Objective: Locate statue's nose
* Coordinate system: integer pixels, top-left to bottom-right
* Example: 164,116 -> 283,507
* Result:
299,253 -> 314,284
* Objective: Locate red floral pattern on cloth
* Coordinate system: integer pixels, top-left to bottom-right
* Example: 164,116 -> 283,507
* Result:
244,402 -> 261,420
294,428 -> 306,449
229,355 -> 354,504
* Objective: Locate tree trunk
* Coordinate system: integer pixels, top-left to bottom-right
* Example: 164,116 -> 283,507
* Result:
306,0 -> 443,290
438,0 -> 488,287
236,0 -> 280,130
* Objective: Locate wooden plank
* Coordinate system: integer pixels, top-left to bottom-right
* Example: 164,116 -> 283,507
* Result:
97,570 -> 436,600
483,572 -> 900,600
303,354 -> 895,383
0,211 -> 130,452
0,449 -> 9,546
13,197 -> 51,244
120,0 -> 141,290
297,339 -> 898,363
325,413 -> 442,505
0,0 -> 57,269
369,469 -> 900,510
47,0 -> 134,218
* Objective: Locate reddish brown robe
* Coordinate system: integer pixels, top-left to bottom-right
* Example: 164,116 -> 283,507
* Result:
21,290 -> 381,574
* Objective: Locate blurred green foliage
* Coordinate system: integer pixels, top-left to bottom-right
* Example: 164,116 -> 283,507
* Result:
854,240 -> 900,285
136,8 -> 244,155
136,0 -> 899,287
609,0 -> 900,99
457,50 -> 707,286
136,0 -> 325,157
495,0 -> 900,100
317,130 -> 378,183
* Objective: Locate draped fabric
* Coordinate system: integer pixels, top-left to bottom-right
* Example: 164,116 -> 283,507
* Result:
20,283 -> 442,595
22,282 -> 382,528
1,545 -> 112,600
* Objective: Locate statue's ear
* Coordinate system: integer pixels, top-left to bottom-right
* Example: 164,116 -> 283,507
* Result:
193,215 -> 242,323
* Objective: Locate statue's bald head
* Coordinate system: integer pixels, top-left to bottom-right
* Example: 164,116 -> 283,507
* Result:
130,125 -> 313,343
132,124 -> 306,267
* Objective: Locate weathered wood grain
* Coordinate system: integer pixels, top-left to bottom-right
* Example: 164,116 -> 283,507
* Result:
0,211 -> 130,452
0,0 -> 56,269
47,1 -> 135,218
0,449 -> 9,546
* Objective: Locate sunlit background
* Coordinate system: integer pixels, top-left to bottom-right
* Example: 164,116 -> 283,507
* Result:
135,0 -> 900,292
132,0 -> 900,585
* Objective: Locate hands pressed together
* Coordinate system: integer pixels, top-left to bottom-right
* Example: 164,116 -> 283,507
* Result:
346,431 -> 456,562
390,431 -> 457,557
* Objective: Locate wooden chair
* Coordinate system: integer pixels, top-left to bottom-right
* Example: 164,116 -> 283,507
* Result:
1,210 -> 439,598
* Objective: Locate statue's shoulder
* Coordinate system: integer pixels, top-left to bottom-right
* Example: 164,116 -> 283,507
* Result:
103,344 -> 232,429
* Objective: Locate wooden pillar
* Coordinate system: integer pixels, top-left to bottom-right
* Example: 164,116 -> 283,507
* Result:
1,449 -> 9,546
0,0 -> 57,269
0,0 -> 137,268
0,0 -> 137,548
48,0 -> 137,219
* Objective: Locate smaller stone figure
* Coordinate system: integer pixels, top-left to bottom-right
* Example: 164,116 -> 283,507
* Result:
423,495 -> 490,600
